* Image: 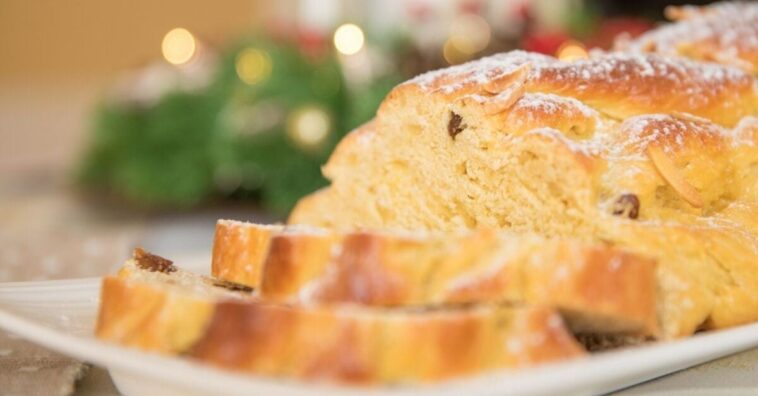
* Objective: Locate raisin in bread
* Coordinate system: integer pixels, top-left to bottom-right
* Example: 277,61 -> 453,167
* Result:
288,51 -> 758,337
96,249 -> 585,383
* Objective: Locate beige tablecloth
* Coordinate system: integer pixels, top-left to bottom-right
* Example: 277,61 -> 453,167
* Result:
0,330 -> 89,396
0,176 -> 141,396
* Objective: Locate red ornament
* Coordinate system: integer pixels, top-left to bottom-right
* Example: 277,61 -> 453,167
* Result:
521,31 -> 571,55
296,27 -> 328,61
459,0 -> 484,15
407,1 -> 433,22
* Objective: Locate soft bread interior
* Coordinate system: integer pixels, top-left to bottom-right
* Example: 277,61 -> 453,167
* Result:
288,52 -> 758,339
97,251 -> 594,383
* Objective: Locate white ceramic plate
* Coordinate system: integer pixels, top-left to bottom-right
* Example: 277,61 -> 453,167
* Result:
2,277 -> 758,396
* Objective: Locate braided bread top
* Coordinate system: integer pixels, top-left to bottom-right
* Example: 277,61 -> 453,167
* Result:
291,47 -> 758,337
332,50 -> 758,228
616,2 -> 758,74
400,51 -> 755,127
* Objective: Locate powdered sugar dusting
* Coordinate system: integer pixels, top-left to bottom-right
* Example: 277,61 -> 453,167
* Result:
602,113 -> 729,162
620,2 -> 758,73
545,52 -> 749,105
406,50 -> 750,117
514,92 -> 599,119
408,50 -> 554,94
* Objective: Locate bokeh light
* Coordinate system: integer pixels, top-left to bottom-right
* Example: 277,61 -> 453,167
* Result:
333,23 -> 365,55
556,40 -> 589,61
443,39 -> 468,65
161,28 -> 197,65
235,48 -> 272,85
450,14 -> 491,55
287,105 -> 331,150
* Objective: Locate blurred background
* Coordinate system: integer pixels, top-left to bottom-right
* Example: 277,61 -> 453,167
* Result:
0,0 -> 729,394
0,0 -> 714,279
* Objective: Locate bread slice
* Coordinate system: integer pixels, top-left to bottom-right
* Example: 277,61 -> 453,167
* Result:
212,222 -> 285,290
211,220 -> 658,336
96,249 -> 585,383
287,51 -> 758,338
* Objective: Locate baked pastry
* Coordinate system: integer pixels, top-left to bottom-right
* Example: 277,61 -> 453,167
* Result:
212,220 -> 658,335
615,2 -> 758,74
291,52 -> 756,231
97,3 -> 758,383
288,51 -> 758,337
96,249 -> 585,383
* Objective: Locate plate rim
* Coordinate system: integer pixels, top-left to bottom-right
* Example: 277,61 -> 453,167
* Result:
2,278 -> 758,396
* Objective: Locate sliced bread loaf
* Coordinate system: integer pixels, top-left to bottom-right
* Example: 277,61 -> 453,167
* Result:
211,220 -> 658,336
286,51 -> 758,338
96,249 -> 585,383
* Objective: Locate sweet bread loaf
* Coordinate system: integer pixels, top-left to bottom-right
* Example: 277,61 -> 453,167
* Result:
289,51 -> 758,337
616,2 -> 758,74
97,3 -> 758,383
291,52 -> 755,232
96,249 -> 585,383
211,220 -> 658,335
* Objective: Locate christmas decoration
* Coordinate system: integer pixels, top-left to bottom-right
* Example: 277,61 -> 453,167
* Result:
79,32 -> 399,214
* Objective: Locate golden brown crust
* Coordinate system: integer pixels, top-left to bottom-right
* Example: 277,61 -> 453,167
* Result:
275,230 -> 657,336
259,231 -> 339,299
617,2 -> 758,74
294,51 -> 756,232
95,276 -> 214,353
97,263 -> 585,383
188,302 -> 585,383
288,49 -> 757,339
393,51 -> 755,126
211,220 -> 283,288
212,222 -> 658,336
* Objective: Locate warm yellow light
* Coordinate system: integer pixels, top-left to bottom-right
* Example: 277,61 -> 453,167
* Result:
556,41 -> 589,62
333,23 -> 365,55
287,106 -> 331,150
162,28 -> 196,65
450,14 -> 491,55
443,39 -> 470,65
236,48 -> 272,85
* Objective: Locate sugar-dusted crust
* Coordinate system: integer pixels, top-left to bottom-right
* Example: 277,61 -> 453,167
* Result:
293,52 -> 757,232
392,51 -> 755,126
211,220 -> 284,288
211,220 -> 336,287
616,2 -> 758,74
97,259 -> 585,383
211,221 -> 658,336
189,302 -> 585,383
288,49 -> 758,339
